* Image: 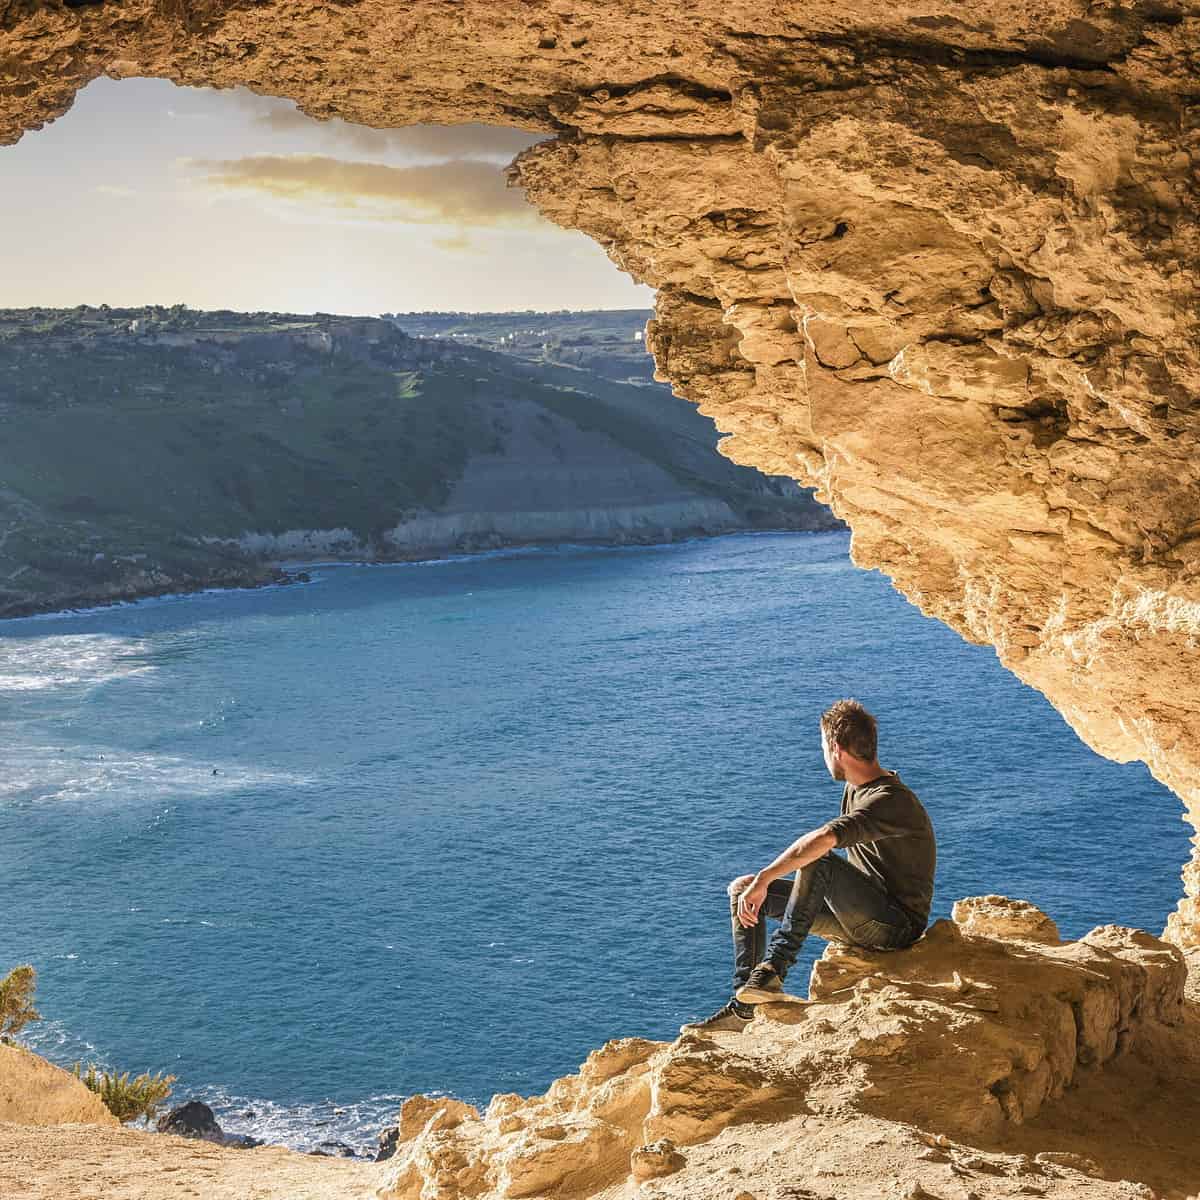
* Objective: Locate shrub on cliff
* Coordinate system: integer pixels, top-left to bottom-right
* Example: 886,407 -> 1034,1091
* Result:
72,1063 -> 177,1124
0,964 -> 41,1041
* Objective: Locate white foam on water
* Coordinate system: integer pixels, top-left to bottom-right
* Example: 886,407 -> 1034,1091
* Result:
0,634 -> 154,694
0,630 -> 318,806
191,1085 -> 413,1157
17,1021 -> 103,1070
0,743 -> 311,805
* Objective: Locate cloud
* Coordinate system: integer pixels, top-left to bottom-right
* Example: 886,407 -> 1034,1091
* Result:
231,89 -> 541,161
184,154 -> 546,229
432,231 -> 478,253
93,184 -> 136,198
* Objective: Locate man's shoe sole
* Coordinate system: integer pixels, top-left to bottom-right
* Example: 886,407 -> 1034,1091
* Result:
734,984 -> 807,1005
678,1018 -> 750,1035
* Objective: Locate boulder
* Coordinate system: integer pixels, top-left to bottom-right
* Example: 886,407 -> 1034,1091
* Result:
375,1126 -> 400,1163
156,1099 -> 224,1143
952,895 -> 1061,944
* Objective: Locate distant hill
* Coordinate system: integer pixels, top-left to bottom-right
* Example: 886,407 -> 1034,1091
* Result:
0,306 -> 840,618
389,308 -> 657,384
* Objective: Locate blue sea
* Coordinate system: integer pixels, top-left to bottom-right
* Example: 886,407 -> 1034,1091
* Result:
0,532 -> 1190,1154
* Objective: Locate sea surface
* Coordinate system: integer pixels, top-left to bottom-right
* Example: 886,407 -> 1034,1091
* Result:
0,531 -> 1190,1154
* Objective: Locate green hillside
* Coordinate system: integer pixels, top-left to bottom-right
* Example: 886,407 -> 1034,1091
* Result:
0,306 -> 837,617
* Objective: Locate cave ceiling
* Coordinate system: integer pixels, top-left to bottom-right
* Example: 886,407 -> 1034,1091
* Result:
2,0 -> 1198,938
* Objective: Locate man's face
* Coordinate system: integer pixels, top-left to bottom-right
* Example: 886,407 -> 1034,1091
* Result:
820,727 -> 844,781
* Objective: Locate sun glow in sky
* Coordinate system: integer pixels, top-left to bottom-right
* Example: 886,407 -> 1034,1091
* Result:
0,77 -> 654,314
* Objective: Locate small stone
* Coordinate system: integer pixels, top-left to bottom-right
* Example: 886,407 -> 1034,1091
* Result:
958,1155 -> 1006,1175
374,1127 -> 399,1163
1034,1151 -> 1101,1177
630,1139 -> 685,1182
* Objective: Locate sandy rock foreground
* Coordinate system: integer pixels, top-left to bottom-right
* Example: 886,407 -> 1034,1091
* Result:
0,1044 -> 117,1129
2,897 -> 1198,1199
0,1122 -> 379,1200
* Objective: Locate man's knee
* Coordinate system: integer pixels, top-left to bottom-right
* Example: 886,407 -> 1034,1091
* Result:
726,873 -> 755,900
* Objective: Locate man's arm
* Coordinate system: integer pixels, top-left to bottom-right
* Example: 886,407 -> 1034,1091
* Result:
735,827 -> 838,928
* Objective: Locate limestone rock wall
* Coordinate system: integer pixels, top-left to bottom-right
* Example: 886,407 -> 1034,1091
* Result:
1,1 -> 1197,933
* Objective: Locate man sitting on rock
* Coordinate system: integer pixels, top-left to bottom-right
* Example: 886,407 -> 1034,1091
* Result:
682,698 -> 936,1034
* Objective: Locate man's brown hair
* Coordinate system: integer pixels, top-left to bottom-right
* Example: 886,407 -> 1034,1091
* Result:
821,699 -> 878,761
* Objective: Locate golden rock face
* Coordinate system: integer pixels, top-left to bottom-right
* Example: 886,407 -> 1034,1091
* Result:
2,1 -> 1197,936
377,906 -> 1195,1199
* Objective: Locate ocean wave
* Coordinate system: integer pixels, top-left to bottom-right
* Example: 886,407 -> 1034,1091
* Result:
179,1085 -> 412,1158
0,744 -> 311,805
18,1020 -> 103,1070
0,634 -> 154,693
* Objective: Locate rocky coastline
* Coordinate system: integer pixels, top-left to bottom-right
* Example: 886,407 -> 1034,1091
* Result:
0,562 -> 294,622
0,520 -> 839,622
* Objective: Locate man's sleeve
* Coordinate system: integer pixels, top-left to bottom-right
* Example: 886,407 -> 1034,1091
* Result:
821,788 -> 917,849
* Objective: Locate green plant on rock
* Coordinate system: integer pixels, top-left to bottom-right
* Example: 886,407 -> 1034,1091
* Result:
72,1063 -> 177,1124
0,964 -> 41,1041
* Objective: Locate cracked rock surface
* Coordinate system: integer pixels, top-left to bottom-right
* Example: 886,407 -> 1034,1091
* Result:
1,4 -> 1198,936
377,897 -> 1198,1199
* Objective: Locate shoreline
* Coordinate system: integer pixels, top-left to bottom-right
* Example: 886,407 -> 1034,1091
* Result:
0,526 -> 847,625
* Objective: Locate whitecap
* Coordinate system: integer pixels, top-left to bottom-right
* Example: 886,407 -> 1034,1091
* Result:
0,634 -> 154,695
188,1086 -> 413,1157
17,1020 -> 101,1066
0,742 -> 313,806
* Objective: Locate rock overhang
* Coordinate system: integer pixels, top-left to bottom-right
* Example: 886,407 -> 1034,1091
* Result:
1,0 -> 1197,935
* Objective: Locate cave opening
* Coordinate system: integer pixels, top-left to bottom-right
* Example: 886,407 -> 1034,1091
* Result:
1,10 -> 1198,1184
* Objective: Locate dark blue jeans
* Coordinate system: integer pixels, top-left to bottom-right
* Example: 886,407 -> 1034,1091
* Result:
731,852 -> 922,990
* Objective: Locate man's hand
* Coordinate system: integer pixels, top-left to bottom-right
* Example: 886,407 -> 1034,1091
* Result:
727,828 -> 837,931
736,877 -> 768,928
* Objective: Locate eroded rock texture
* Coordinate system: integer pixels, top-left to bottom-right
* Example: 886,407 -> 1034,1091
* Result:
377,898 -> 1198,1199
1,1 -> 1197,933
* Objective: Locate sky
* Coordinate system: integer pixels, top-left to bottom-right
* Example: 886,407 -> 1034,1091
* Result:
0,77 -> 654,315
